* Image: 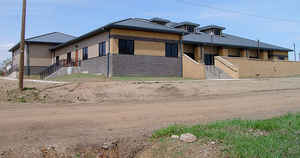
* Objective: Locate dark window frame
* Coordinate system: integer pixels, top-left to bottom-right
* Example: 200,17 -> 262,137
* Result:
165,43 -> 178,57
82,47 -> 88,60
119,39 -> 134,55
99,41 -> 106,57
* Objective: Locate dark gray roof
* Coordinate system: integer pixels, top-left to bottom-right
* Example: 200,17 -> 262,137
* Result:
110,18 -> 185,34
26,32 -> 76,43
9,32 -> 76,51
197,25 -> 226,31
51,18 -> 186,51
150,17 -> 171,23
172,21 -> 200,28
183,32 -> 292,51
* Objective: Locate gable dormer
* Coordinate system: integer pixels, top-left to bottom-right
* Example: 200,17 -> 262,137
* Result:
149,17 -> 171,25
173,22 -> 200,33
196,25 -> 226,36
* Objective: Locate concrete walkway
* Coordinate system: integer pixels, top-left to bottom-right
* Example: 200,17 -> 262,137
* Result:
0,77 -> 67,84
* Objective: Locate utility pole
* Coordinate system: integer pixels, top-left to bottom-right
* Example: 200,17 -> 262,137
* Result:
19,0 -> 27,90
293,43 -> 296,61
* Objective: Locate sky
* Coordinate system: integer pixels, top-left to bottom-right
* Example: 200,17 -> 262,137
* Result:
0,0 -> 300,63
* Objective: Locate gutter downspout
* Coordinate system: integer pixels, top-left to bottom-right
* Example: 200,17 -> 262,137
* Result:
180,33 -> 184,78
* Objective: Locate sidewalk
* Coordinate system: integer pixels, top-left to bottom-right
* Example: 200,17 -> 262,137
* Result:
0,77 -> 67,84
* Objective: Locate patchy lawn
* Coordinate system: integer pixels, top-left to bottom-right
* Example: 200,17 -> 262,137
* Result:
48,73 -> 106,82
111,76 -> 189,81
48,74 -> 192,82
144,113 -> 300,158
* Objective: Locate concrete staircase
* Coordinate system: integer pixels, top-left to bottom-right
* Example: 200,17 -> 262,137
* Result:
205,65 -> 232,79
45,67 -> 81,79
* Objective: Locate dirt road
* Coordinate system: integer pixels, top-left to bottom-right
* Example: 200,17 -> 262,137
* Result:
1,78 -> 300,157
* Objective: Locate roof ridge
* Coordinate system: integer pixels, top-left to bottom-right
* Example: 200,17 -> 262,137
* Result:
25,32 -> 58,41
54,32 -> 77,38
132,18 -> 186,32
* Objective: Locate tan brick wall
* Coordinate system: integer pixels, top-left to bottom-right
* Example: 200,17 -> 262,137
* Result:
135,41 -> 165,56
225,57 -> 300,78
248,49 -> 258,58
273,51 -> 288,56
55,32 -> 109,61
110,29 -> 180,41
241,49 -> 247,57
204,46 -> 218,55
219,48 -> 229,56
182,54 -> 206,79
228,48 -> 241,57
110,38 -> 119,54
109,28 -> 181,57
29,43 -> 55,66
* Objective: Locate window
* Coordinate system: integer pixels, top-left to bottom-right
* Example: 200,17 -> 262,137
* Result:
213,29 -> 221,36
119,39 -> 134,55
165,43 -> 178,57
99,41 -> 106,57
82,47 -> 88,60
278,56 -> 285,60
186,25 -> 195,33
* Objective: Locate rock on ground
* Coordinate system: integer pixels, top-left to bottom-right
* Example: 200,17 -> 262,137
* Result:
180,133 -> 197,143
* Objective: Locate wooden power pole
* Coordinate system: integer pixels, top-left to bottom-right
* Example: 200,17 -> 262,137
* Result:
294,43 -> 296,61
19,0 -> 27,90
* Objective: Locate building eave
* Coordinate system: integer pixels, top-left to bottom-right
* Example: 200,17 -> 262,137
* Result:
183,40 -> 293,52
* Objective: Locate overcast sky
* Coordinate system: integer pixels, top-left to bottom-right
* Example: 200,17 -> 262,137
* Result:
1,0 -> 299,63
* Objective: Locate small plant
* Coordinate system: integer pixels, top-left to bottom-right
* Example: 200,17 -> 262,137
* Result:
17,96 -> 26,103
23,87 -> 37,91
152,113 -> 300,158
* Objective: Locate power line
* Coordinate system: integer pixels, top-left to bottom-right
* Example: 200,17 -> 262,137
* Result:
176,0 -> 300,23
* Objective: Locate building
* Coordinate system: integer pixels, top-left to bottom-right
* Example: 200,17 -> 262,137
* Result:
10,17 -> 300,79
9,32 -> 76,75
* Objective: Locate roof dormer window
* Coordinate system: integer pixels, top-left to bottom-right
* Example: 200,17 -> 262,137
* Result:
197,25 -> 226,36
186,25 -> 195,33
173,22 -> 200,33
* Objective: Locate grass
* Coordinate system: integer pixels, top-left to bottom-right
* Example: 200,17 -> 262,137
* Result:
48,73 -> 194,82
111,76 -> 190,81
152,113 -> 300,158
48,73 -> 105,82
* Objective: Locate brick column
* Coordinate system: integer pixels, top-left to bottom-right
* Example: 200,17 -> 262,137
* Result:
110,38 -> 119,54
219,48 -> 229,56
259,51 -> 269,60
194,46 -> 201,62
241,49 -> 248,58
263,51 -> 269,60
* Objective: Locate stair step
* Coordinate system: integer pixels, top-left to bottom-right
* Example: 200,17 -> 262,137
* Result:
205,65 -> 232,79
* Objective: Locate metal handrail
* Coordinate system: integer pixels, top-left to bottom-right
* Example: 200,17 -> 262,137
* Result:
215,56 -> 239,72
39,59 -> 81,79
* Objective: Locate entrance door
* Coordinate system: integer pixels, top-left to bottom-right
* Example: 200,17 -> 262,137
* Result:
67,52 -> 72,65
204,54 -> 215,65
56,56 -> 60,65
